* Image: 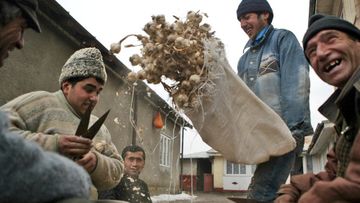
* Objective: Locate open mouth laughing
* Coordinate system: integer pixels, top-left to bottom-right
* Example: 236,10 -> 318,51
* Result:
325,59 -> 341,73
242,26 -> 253,37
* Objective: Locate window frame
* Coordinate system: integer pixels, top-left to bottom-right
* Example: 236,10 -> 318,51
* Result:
225,160 -> 256,176
160,133 -> 171,167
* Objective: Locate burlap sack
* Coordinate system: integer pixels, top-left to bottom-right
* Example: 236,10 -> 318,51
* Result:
185,39 -> 296,164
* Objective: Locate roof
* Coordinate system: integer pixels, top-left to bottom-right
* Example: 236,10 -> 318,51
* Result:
308,120 -> 336,155
182,149 -> 219,159
183,151 -> 210,159
38,0 -> 192,128
303,135 -> 313,151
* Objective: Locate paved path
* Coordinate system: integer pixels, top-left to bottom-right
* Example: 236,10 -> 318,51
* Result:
155,191 -> 247,203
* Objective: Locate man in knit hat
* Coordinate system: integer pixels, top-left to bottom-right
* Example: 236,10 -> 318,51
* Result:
0,47 -> 124,199
275,14 -> 360,203
235,0 -> 313,202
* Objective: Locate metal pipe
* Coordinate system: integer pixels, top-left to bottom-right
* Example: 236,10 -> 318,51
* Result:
180,126 -> 185,191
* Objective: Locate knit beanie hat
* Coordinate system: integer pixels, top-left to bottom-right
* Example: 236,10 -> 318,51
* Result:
236,0 -> 273,24
303,14 -> 360,51
59,47 -> 107,85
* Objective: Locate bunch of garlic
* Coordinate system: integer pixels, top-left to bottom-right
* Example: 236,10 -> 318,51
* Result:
110,11 -> 216,109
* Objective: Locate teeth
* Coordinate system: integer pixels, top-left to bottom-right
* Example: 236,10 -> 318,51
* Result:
326,59 -> 340,72
329,60 -> 340,66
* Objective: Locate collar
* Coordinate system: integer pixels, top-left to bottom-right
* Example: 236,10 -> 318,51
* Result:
253,25 -> 270,45
55,90 -> 81,118
244,25 -> 273,51
123,173 -> 139,179
319,67 -> 360,123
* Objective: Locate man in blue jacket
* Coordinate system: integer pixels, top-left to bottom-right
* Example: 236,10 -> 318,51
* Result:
236,0 -> 313,202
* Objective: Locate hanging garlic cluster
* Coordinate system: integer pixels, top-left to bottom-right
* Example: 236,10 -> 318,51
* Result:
110,11 -> 216,109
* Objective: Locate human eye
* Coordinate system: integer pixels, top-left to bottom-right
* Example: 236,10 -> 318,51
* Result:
239,14 -> 250,21
305,46 -> 316,59
83,85 -> 96,93
323,32 -> 338,44
128,157 -> 136,162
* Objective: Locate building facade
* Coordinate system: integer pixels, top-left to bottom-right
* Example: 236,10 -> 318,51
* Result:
0,0 -> 191,195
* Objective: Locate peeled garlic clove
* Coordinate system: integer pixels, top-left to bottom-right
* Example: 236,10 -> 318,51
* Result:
110,43 -> 121,54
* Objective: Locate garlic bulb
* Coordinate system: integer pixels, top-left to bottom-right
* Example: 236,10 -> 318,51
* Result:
111,11 -> 216,109
110,43 -> 121,54
127,72 -> 138,83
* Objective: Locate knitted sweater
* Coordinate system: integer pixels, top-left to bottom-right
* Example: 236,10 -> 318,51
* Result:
0,111 -> 91,203
0,90 -> 124,192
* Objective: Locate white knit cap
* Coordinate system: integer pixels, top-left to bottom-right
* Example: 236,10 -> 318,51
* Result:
59,47 -> 107,85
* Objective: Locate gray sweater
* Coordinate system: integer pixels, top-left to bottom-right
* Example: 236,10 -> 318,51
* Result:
0,112 -> 91,203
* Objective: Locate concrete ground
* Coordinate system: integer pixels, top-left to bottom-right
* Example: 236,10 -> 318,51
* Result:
158,191 -> 248,203
57,191 -> 249,203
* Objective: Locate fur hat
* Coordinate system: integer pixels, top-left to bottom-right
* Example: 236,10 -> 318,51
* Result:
236,0 -> 273,24
59,47 -> 107,85
302,14 -> 360,51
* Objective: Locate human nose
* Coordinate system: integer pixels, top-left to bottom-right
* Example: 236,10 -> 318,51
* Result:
89,92 -> 99,103
129,160 -> 138,168
240,19 -> 246,29
315,43 -> 329,61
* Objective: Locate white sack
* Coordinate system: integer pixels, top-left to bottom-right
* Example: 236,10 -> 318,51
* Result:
185,39 -> 296,164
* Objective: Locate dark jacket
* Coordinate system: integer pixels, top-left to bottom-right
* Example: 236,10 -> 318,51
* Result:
276,68 -> 360,202
99,174 -> 152,203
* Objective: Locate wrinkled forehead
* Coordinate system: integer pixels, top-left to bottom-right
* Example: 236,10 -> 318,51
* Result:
306,29 -> 350,49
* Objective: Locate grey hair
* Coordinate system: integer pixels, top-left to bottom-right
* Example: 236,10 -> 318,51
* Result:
0,1 -> 23,29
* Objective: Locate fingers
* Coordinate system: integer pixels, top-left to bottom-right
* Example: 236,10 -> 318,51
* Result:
67,135 -> 92,145
58,135 -> 92,157
275,194 -> 296,203
76,152 -> 97,173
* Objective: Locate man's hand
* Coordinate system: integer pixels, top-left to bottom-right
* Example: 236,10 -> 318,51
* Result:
275,194 -> 297,203
275,183 -> 300,203
58,135 -> 92,157
76,151 -> 97,173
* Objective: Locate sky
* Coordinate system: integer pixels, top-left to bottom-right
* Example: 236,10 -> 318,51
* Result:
56,0 -> 335,154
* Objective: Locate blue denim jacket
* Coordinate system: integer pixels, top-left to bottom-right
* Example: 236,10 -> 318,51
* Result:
237,25 -> 313,137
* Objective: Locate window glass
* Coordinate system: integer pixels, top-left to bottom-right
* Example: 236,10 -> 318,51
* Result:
160,134 -> 171,167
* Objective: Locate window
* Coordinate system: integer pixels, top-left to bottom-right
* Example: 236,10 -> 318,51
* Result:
226,161 -> 246,175
226,161 -> 256,175
160,134 -> 171,167
251,164 -> 257,174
